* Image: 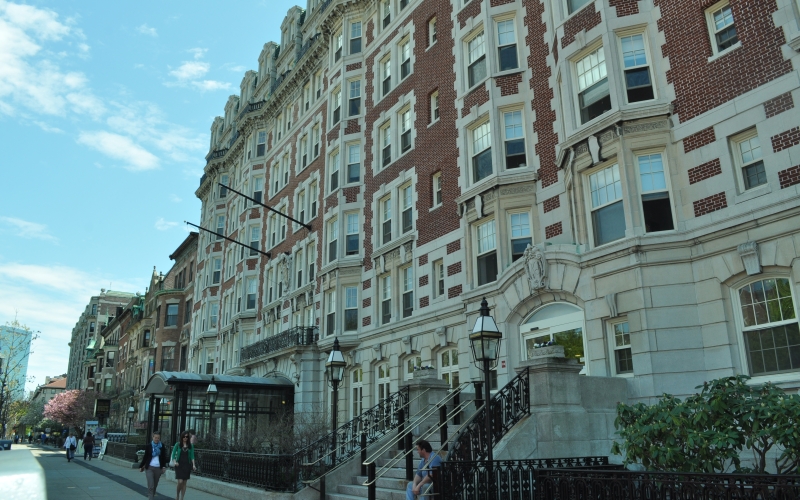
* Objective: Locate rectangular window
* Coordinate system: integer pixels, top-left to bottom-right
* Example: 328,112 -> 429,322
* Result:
568,0 -> 592,14
267,269 -> 274,303
334,31 -> 343,61
589,164 -> 625,246
310,181 -> 318,218
277,113 -> 283,140
313,125 -> 320,158
433,172 -> 443,207
503,110 -> 525,169
219,175 -> 229,198
434,259 -> 445,298
429,17 -> 437,46
472,121 -> 492,183
707,2 -> 738,54
400,109 -> 411,153
381,275 -> 392,324
210,303 -> 219,329
344,286 -> 358,331
246,278 -> 257,309
468,31 -> 487,88
332,87 -> 342,124
382,0 -> 391,28
249,226 -> 260,255
308,243 -> 316,283
350,21 -> 362,54
90,321 -> 96,333
637,153 -> 674,232
740,278 -> 799,375
382,57 -> 392,96
184,299 -> 192,325
216,215 -> 225,240
381,124 -> 392,167
347,144 -> 360,183
269,214 -> 277,247
282,155 -> 289,185
382,197 -> 392,245
477,220 -> 498,286
326,290 -> 336,337
161,346 -> 175,372
619,34 -> 654,103
400,39 -> 411,79
497,19 -> 518,71
143,329 -> 151,347
349,80 -> 361,116
401,185 -> 413,234
576,47 -> 611,124
510,212 -> 532,261
328,217 -> 339,262
431,91 -> 440,122
252,177 -> 264,204
166,304 -> 179,327
315,71 -> 323,99
346,213 -> 359,255
612,321 -> 633,374
402,266 -> 413,318
329,150 -> 340,192
304,82 -> 311,112
212,258 -> 222,284
298,190 -> 306,223
296,249 -> 304,286
301,134 -> 309,167
257,131 -> 266,156
733,130 -> 766,190
272,165 -> 280,195
401,0 -> 409,10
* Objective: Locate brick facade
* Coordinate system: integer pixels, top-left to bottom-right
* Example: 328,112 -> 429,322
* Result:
764,92 -> 794,118
683,127 -> 716,153
543,195 -> 560,213
771,127 -> 800,153
545,222 -> 563,239
693,192 -> 728,217
779,165 -> 800,189
688,158 -> 722,184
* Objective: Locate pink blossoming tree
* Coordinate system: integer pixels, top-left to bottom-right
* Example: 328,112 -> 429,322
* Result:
44,390 -> 109,432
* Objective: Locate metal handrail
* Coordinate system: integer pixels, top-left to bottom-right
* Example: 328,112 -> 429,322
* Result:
363,383 -> 469,467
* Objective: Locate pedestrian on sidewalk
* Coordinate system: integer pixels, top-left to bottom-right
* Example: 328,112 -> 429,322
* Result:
82,432 -> 95,461
63,432 -> 78,462
171,431 -> 197,500
139,432 -> 168,500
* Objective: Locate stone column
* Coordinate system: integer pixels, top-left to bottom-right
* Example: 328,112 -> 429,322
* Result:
401,370 -> 451,444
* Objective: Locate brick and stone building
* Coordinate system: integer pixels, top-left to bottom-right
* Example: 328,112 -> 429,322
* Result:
189,0 -> 800,454
30,376 -> 66,410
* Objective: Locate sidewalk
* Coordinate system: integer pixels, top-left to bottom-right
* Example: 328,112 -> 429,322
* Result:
27,444 -> 227,499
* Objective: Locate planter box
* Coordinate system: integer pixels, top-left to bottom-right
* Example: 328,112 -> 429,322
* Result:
527,344 -> 565,360
413,369 -> 438,380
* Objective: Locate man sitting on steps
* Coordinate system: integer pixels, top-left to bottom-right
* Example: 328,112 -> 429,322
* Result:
406,439 -> 442,500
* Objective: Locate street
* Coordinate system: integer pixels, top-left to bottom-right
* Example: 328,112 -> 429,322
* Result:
16,444 -> 227,500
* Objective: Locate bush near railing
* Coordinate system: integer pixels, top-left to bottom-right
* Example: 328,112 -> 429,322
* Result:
105,442 -> 145,463
193,449 -> 295,491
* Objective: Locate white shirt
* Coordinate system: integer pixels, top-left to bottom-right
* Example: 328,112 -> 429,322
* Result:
63,436 -> 77,449
149,452 -> 161,468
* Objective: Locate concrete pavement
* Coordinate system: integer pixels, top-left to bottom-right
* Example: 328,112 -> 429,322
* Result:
24,444 -> 228,499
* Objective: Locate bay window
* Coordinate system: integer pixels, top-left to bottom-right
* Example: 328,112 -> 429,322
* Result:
496,19 -> 518,71
467,31 -> 487,88
576,47 -> 611,124
588,163 -> 625,246
472,121 -> 492,183
345,286 -> 358,331
476,220 -> 498,286
503,110 -> 525,169
619,34 -> 654,103
637,153 -> 674,232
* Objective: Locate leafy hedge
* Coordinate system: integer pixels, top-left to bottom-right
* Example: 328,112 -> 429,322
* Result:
611,376 -> 800,474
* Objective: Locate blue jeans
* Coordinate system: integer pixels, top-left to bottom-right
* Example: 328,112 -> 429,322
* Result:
406,480 -> 431,500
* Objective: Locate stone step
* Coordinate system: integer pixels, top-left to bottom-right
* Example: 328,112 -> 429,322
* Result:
333,483 -> 407,500
357,467 -> 409,481
354,474 -> 410,489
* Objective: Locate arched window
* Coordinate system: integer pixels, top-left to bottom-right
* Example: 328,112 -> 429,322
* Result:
737,278 -> 799,376
405,355 -> 422,380
521,303 -> 586,366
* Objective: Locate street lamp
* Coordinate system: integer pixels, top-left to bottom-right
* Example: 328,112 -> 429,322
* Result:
127,405 -> 135,437
326,338 -> 346,465
469,297 -> 502,496
206,377 -> 218,436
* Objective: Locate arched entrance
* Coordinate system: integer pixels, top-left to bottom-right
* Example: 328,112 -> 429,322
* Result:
520,303 -> 587,372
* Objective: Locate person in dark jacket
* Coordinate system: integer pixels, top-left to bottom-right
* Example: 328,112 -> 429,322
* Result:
139,432 -> 169,500
82,432 -> 95,460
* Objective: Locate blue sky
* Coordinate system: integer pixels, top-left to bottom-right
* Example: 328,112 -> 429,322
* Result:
0,0 -> 299,392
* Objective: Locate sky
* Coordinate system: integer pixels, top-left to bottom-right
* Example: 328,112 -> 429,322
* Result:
0,0 -> 300,392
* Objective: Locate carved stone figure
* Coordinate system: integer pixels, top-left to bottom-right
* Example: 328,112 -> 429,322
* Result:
523,244 -> 547,292
281,254 -> 293,292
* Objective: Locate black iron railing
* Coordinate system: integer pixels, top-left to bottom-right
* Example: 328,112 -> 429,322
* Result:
532,469 -> 800,500
447,367 -> 530,462
240,326 -> 318,363
293,386 -> 410,489
437,457 -> 616,500
296,34 -> 319,62
237,100 -> 266,120
105,442 -> 144,462
194,449 -> 295,491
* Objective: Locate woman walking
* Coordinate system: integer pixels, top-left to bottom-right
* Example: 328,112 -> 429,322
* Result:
63,432 -> 77,462
170,431 -> 197,500
82,431 -> 95,460
139,432 -> 169,500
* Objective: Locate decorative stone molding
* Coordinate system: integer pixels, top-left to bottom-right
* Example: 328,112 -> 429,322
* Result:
588,135 -> 601,165
499,184 -> 535,196
523,244 -> 547,293
436,327 -> 447,347
403,336 -> 412,355
475,195 -> 483,218
606,293 -> 618,318
738,241 -> 761,276
526,344 -> 565,359
373,343 -> 382,361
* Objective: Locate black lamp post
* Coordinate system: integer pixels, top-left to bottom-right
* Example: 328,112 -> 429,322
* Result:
469,297 -> 502,497
127,405 -> 135,437
326,338 -> 346,465
206,376 -> 218,436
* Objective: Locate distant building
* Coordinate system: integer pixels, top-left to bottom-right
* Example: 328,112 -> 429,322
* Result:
31,376 -> 67,409
0,325 -> 33,401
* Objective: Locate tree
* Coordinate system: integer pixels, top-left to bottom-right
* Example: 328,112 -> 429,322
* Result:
0,318 -> 37,437
21,398 -> 45,427
44,390 -> 109,433
6,399 -> 30,434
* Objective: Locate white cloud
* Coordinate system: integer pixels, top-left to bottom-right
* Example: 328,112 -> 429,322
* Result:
77,130 -> 160,171
170,61 -> 209,81
136,23 -> 157,37
154,217 -> 178,231
169,194 -> 182,203
166,48 -> 230,91
0,216 -> 58,241
188,47 -> 207,60
192,80 -> 232,91
33,120 -> 63,133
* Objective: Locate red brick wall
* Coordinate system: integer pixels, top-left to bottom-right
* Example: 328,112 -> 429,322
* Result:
446,240 -> 461,254
461,84 -> 490,117
419,275 -> 429,286
543,195 -> 560,213
495,72 -> 522,96
448,285 -> 463,298
693,192 -> 728,217
447,262 -> 462,276
545,222 -> 563,239
656,0 -> 791,122
764,92 -> 794,118
457,0 -> 482,28
561,3 -> 602,48
771,127 -> 800,153
609,0 -> 639,17
688,158 -> 722,184
419,296 -> 430,308
346,62 -> 362,72
683,127 -> 716,153
778,165 -> 800,189
418,253 -> 428,266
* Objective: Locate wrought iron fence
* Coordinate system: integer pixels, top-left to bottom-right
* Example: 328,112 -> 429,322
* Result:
446,367 -> 530,462
105,442 -> 144,462
437,457 -> 616,500
293,386 -> 410,489
194,449 -> 295,491
240,326 -> 318,363
532,469 -> 800,500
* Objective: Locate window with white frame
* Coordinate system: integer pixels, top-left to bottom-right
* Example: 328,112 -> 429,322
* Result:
344,286 -> 358,331
279,205 -> 287,240
315,70 -> 323,99
400,38 -> 411,79
282,154 -> 290,185
376,364 -> 391,406
329,149 -> 340,192
307,243 -> 316,282
400,109 -> 412,153
732,129 -> 766,191
272,164 -> 280,195
433,259 -> 445,298
300,134 -> 309,168
467,31 -> 487,88
568,0 -> 592,15
381,56 -> 392,97
738,278 -> 799,376
430,90 -> 440,123
429,16 -> 437,46
212,258 -> 222,284
381,196 -> 392,245
509,212 -> 532,261
406,355 -> 422,380
253,177 -> 264,203
297,189 -> 306,224
496,19 -> 518,71
219,174 -> 229,198
346,213 -> 359,256
327,217 -> 338,262
503,110 -> 525,169
246,277 -> 257,309
576,47 -> 611,124
334,30 -> 343,61
266,268 -> 274,303
707,1 -> 738,55
295,248 -> 304,287
588,163 -> 625,246
351,369 -> 364,418
440,349 -> 460,389
382,0 -> 391,28
313,125 -> 320,158
332,87 -> 342,124
432,172 -> 443,207
303,82 -> 311,112
349,80 -> 361,116
269,213 -> 278,247
472,120 -> 492,183
350,21 -> 362,54
257,131 -> 266,156
381,275 -> 392,324
476,219 -> 498,286
310,181 -> 318,218
619,33 -> 654,103
249,226 -> 260,256
401,184 -> 413,234
400,0 -> 409,10
216,215 -> 225,240
325,289 -> 336,337
347,143 -> 360,183
637,152 -> 674,232
381,123 -> 392,168
210,303 -> 219,329
402,266 -> 414,318
610,320 -> 633,374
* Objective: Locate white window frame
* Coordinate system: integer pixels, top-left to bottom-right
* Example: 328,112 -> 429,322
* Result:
608,319 -> 633,376
430,90 -> 440,124
439,348 -> 460,389
617,30 -> 656,104
428,16 -> 437,47
566,0 -> 592,16
585,162 -> 626,247
381,196 -> 392,245
509,211 -> 532,262
325,289 -> 336,337
381,55 -> 392,97
502,109 -> 526,169
432,172 -> 443,208
402,265 -> 414,318
400,108 -> 412,154
705,0 -> 739,57
574,44 -> 611,126
249,225 -> 260,256
400,37 -> 412,80
245,277 -> 257,310
731,129 -> 767,192
495,17 -> 518,72
329,148 -> 341,193
405,355 -> 422,381
401,183 -> 413,234
256,131 -> 266,157
344,286 -> 358,331
331,86 -> 342,125
466,29 -> 487,89
212,257 -> 222,285
252,177 -> 264,203
471,118 -> 492,184
351,368 -> 364,418
475,219 -> 498,286
346,143 -> 361,184
433,259 -> 445,299
634,150 -> 676,233
334,29 -> 343,61
350,20 -> 362,54
348,79 -> 361,117
381,122 -> 392,168
327,216 -> 339,263
381,274 -> 392,325
346,213 -> 360,256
